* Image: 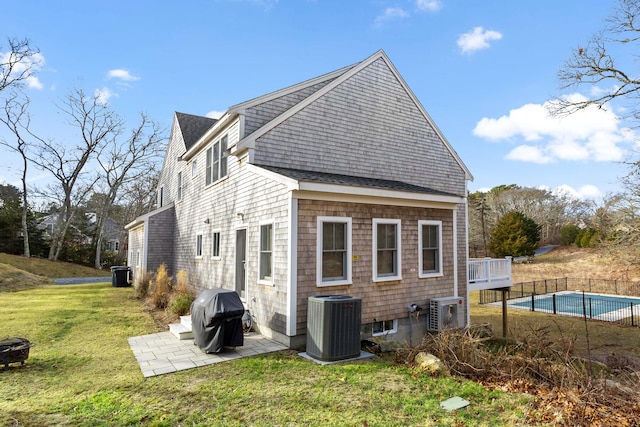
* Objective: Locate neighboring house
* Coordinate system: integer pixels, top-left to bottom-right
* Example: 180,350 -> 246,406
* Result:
39,212 -> 125,252
127,50 -> 477,348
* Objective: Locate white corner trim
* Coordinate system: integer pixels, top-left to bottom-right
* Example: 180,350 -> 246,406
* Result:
286,197 -> 298,336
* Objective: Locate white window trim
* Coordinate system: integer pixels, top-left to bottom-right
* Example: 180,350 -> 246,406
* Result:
418,220 -> 443,278
195,233 -> 204,259
258,219 -> 274,286
205,134 -> 228,187
211,229 -> 221,260
372,218 -> 402,282
158,186 -> 164,208
177,171 -> 183,202
191,160 -> 198,178
316,216 -> 352,287
372,319 -> 398,337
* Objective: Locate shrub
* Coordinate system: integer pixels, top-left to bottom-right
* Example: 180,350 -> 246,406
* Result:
133,269 -> 151,299
167,294 -> 194,316
166,269 -> 195,316
559,224 -> 580,246
575,227 -> 598,248
149,264 -> 172,309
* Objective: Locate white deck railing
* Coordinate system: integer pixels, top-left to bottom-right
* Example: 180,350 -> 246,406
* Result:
468,257 -> 512,291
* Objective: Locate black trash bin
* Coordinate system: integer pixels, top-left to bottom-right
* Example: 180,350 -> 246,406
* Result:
190,288 -> 244,353
110,266 -> 131,287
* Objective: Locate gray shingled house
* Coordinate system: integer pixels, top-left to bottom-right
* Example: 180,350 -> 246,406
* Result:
126,50 -> 477,348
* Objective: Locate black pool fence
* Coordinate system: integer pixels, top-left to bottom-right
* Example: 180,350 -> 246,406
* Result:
478,277 -> 640,328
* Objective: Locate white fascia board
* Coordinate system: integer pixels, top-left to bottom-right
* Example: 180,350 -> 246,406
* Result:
293,189 -> 463,209
246,164 -> 300,190
181,114 -> 239,161
125,219 -> 144,231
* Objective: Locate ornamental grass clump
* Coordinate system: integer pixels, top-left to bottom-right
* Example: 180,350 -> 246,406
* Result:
149,264 -> 172,309
133,269 -> 151,299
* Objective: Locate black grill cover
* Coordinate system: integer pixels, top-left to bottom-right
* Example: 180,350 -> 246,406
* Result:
190,288 -> 245,353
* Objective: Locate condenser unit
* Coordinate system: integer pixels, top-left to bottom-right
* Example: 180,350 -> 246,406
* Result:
428,296 -> 464,332
306,295 -> 362,361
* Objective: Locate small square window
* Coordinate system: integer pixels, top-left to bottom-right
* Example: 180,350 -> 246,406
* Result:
372,319 -> 397,336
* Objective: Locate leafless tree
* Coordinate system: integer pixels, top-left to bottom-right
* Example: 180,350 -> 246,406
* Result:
91,113 -> 165,268
0,37 -> 41,93
0,93 -> 43,256
556,0 -> 640,119
33,88 -> 123,260
556,0 -> 640,253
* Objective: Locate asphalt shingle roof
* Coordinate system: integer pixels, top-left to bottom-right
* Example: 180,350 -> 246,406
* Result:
255,165 -> 459,197
175,112 -> 217,150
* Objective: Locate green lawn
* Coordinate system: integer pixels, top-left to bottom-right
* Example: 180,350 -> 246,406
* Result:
0,284 -> 534,427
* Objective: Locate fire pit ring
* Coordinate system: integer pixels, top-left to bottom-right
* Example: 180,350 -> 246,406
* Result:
0,338 -> 33,371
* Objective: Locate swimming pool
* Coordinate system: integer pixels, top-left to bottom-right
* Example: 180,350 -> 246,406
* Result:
509,291 -> 640,322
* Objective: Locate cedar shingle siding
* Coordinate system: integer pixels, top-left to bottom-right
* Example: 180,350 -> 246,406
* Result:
127,50 -> 472,347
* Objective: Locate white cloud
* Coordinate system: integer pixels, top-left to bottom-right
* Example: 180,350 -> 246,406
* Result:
94,87 -> 115,105
107,69 -> 140,82
0,51 -> 45,89
457,27 -> 502,54
416,0 -> 441,12
473,93 -> 634,164
206,110 -> 225,119
548,184 -> 603,200
374,7 -> 409,28
505,145 -> 552,164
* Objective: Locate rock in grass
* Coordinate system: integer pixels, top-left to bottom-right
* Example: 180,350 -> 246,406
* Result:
415,352 -> 450,376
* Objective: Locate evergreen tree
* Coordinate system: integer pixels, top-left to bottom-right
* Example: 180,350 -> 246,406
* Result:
488,211 -> 541,257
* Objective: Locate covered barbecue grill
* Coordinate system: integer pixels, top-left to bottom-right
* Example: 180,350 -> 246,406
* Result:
190,288 -> 245,353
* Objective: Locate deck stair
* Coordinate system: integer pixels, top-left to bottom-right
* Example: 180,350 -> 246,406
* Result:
169,315 -> 193,340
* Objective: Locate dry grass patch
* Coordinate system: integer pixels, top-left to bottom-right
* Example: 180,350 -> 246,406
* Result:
0,263 -> 52,292
0,253 -> 111,279
512,246 -> 640,283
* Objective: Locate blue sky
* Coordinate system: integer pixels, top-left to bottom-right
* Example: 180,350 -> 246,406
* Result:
0,0 -> 632,200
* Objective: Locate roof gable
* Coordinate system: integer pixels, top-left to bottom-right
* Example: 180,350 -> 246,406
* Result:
175,112 -> 217,151
235,50 -> 473,182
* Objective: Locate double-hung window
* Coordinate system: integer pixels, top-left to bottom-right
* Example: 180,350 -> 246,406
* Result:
259,221 -> 274,284
317,216 -> 352,287
195,233 -> 203,258
205,135 -> 228,186
177,171 -> 183,201
373,218 -> 401,281
211,230 -> 221,259
419,220 -> 443,277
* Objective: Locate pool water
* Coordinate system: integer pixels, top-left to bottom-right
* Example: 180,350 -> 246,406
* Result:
511,292 -> 640,317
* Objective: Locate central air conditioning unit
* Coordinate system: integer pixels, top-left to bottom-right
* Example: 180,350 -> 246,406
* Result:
428,296 -> 465,332
306,295 -> 362,362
